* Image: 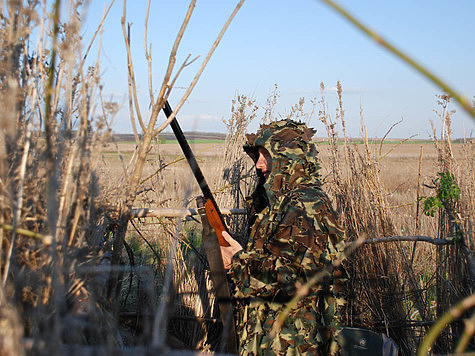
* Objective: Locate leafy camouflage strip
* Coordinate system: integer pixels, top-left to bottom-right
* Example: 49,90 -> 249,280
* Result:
229,120 -> 346,355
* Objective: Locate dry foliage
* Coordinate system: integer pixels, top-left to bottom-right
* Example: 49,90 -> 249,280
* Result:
0,1 -> 473,355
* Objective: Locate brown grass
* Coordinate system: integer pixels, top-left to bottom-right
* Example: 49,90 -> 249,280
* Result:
0,1 -> 473,355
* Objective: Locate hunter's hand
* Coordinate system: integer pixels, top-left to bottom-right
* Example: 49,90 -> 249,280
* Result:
220,231 -> 243,270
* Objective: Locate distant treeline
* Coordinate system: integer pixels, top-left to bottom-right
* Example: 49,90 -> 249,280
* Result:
112,131 -> 226,142
111,132 -> 471,144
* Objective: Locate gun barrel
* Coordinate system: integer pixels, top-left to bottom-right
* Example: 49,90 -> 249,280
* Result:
163,101 -> 230,246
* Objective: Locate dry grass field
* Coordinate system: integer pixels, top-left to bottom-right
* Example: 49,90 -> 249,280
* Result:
100,139 -> 466,226
0,1 -> 473,355
95,135 -> 473,354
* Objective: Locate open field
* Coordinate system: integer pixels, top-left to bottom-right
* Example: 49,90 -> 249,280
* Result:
93,135 -> 474,354
0,1 -> 472,353
99,140 -> 468,214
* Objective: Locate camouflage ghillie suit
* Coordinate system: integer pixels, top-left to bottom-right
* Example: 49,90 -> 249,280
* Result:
229,120 -> 346,355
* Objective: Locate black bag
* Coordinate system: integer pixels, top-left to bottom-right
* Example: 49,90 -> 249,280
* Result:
337,327 -> 399,356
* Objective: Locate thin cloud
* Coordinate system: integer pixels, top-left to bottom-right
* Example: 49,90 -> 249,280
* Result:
289,87 -> 369,96
325,86 -> 368,95
180,113 -> 221,121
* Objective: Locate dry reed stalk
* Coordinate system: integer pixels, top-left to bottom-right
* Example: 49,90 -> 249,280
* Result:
262,84 -> 279,124
0,1 -> 124,352
140,94 -> 258,349
428,95 -> 473,352
318,0 -> 475,120
101,2 -> 247,349
109,4 -> 246,317
216,94 -> 257,240
319,82 -> 423,354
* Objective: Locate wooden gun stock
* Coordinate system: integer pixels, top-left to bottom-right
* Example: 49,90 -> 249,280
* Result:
204,199 -> 230,247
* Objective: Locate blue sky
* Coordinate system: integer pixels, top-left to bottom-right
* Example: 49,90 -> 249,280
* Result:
79,0 -> 475,138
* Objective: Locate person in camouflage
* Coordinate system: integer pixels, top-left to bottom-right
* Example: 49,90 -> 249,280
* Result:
220,120 -> 346,355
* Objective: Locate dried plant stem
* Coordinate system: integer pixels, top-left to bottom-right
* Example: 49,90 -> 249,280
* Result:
44,1 -> 65,348
2,129 -> 31,286
319,0 -> 475,120
0,224 -> 52,244
417,293 -> 475,356
81,0 -> 115,67
56,145 -> 78,241
153,0 -> 246,135
455,311 -> 475,353
364,235 -> 455,246
379,118 -> 403,157
130,207 -> 246,219
411,145 -> 424,264
44,0 -> 61,169
144,0 -> 154,103
122,18 -> 145,138
151,226 -> 179,348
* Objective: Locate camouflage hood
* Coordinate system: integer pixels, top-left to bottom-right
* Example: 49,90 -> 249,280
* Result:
244,120 -> 322,206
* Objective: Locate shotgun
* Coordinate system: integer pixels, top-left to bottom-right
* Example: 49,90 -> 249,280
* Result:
162,101 -> 238,353
162,101 -> 230,247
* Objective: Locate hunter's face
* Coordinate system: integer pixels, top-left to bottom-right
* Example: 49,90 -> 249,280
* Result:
256,147 -> 272,180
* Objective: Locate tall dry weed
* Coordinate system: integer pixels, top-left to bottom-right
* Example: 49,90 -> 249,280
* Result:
316,83 -> 473,354
318,82 -> 417,354
427,95 -> 474,351
0,1 -> 120,353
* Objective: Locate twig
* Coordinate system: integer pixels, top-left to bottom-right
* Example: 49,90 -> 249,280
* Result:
144,0 -> 153,104
0,223 -> 52,245
122,15 -> 146,134
363,235 -> 455,246
154,0 -> 246,135
379,118 -> 403,156
122,240 -> 135,308
81,0 -> 115,67
318,0 -> 475,121
381,134 -> 418,159
411,145 -> 424,264
418,293 -> 475,356
2,128 -> 31,286
130,207 -> 246,218
130,220 -> 161,264
165,53 -> 200,101
456,311 -> 475,353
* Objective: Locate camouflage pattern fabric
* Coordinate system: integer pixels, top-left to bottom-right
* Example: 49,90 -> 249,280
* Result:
229,120 -> 346,355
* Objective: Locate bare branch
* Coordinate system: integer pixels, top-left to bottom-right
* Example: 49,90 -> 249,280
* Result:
130,207 -> 246,219
154,0 -> 246,135
2,128 -> 31,286
81,0 -> 115,67
165,53 -> 200,98
379,117 -> 403,156
144,0 -> 154,103
153,0 -> 197,119
363,235 -> 455,246
124,24 -> 141,143
380,134 -> 418,159
121,1 -> 146,133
